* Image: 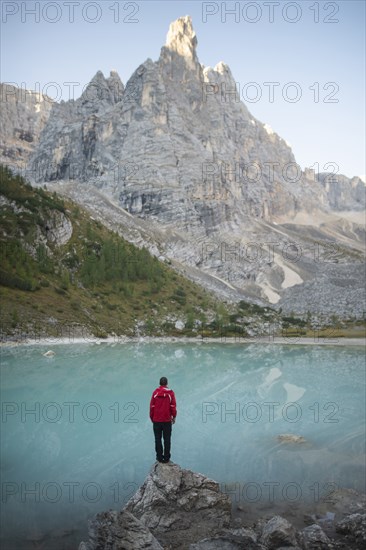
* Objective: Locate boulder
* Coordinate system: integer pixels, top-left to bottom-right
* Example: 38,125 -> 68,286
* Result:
261,515 -> 297,548
125,462 -> 231,546
298,524 -> 331,549
336,513 -> 366,544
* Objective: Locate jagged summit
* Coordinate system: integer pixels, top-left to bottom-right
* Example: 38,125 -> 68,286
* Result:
165,15 -> 198,58
79,69 -> 124,109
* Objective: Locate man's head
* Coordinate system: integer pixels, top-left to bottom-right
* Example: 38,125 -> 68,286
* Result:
160,376 -> 168,386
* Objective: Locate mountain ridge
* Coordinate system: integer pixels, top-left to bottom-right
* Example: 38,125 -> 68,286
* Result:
1,16 -> 365,317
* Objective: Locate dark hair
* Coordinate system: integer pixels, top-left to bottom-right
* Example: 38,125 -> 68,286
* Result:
160,377 -> 168,386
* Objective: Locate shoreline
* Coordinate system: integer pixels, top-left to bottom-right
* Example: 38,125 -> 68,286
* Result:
1,335 -> 365,347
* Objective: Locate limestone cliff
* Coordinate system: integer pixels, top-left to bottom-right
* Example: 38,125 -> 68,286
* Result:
0,84 -> 53,171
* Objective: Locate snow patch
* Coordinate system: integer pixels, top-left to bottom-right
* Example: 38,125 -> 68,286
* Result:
264,123 -> 274,135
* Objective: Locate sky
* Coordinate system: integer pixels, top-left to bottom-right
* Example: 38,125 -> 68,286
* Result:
1,0 -> 365,179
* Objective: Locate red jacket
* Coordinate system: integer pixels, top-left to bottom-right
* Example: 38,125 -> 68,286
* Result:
150,385 -> 177,422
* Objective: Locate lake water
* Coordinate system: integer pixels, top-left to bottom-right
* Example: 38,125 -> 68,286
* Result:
1,341 -> 365,549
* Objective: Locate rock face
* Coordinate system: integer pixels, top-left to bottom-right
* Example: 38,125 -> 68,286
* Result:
317,173 -> 365,211
0,84 -> 53,171
27,70 -> 124,183
2,16 -> 365,315
79,465 -> 366,550
0,194 -> 72,251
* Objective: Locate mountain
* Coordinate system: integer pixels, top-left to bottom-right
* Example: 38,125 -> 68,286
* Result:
1,16 -> 365,318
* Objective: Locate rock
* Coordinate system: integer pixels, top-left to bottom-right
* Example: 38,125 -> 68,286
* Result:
336,513 -> 366,544
0,83 -> 53,172
44,210 -> 73,245
189,538 -> 245,550
78,469 -> 366,550
189,527 -> 261,549
317,172 -> 365,211
43,350 -> 55,357
298,524 -> 332,549
125,462 -> 231,547
78,509 -> 163,550
261,515 -> 297,549
277,434 -> 306,444
175,320 -> 185,331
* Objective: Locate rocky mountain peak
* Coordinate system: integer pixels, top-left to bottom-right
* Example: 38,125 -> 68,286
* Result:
80,69 -> 124,108
165,15 -> 198,59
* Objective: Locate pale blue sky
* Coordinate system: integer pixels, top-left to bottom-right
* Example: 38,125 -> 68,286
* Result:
1,0 -> 365,178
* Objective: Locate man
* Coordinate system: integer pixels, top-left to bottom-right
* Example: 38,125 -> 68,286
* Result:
150,377 -> 177,463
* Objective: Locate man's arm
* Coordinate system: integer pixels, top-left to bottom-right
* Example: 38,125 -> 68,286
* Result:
170,391 -> 177,422
149,394 -> 155,422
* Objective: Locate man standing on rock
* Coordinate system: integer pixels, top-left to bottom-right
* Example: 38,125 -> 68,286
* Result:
150,377 -> 177,463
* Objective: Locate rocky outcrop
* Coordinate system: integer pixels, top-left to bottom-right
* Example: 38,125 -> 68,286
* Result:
79,463 -> 366,550
1,194 -> 72,252
0,83 -> 53,172
125,462 -> 231,546
317,172 -> 365,211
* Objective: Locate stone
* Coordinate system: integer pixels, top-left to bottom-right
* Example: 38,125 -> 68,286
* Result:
261,515 -> 298,548
336,513 -> 366,544
78,509 -> 163,550
298,524 -> 332,549
189,526 -> 262,549
277,434 -> 306,444
43,350 -> 55,357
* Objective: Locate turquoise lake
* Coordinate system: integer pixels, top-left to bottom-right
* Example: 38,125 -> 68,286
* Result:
0,341 -> 365,549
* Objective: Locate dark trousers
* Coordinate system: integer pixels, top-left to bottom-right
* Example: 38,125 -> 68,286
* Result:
153,422 -> 172,462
